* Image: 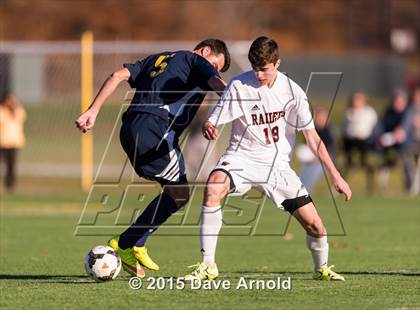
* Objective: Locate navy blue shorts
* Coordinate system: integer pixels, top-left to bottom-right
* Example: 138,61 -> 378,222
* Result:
120,111 -> 187,185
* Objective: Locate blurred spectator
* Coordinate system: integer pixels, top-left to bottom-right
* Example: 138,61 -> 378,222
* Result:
376,90 -> 408,190
401,87 -> 420,195
342,92 -> 377,193
298,108 -> 335,191
0,94 -> 26,192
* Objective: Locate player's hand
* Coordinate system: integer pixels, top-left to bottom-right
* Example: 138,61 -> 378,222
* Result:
333,174 -> 352,202
75,109 -> 97,133
202,121 -> 219,140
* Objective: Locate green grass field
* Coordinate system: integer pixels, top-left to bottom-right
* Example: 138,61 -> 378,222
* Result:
1,99 -> 418,309
1,180 -> 419,310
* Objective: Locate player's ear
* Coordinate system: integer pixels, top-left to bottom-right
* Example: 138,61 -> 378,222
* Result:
275,59 -> 281,69
201,46 -> 212,57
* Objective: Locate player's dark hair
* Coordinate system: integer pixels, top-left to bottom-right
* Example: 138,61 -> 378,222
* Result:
248,36 -> 280,69
194,39 -> 230,72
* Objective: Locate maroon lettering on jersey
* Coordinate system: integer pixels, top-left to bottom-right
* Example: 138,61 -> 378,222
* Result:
252,111 -> 286,125
272,111 -> 278,121
267,112 -> 273,123
252,114 -> 258,125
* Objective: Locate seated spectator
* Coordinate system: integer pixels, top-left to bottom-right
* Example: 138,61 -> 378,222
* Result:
401,87 -> 420,195
342,92 -> 377,193
376,90 -> 408,190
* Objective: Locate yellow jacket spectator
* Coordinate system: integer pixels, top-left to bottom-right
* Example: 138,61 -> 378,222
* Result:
0,94 -> 26,191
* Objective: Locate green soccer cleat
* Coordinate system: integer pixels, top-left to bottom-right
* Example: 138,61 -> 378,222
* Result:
313,265 -> 345,281
107,235 -> 120,251
107,236 -> 145,278
183,262 -> 219,283
108,235 -> 159,271
133,246 -> 159,271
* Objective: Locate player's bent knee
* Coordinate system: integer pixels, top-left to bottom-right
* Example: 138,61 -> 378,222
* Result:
306,220 -> 326,238
205,183 -> 228,206
207,183 -> 228,197
207,171 -> 231,187
206,171 -> 230,198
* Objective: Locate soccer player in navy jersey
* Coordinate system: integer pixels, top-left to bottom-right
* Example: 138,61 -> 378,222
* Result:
76,39 -> 230,277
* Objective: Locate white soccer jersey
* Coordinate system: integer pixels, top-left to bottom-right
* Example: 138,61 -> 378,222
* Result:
208,71 -> 314,165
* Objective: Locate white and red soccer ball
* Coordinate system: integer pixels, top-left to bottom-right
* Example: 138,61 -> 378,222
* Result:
84,245 -> 121,282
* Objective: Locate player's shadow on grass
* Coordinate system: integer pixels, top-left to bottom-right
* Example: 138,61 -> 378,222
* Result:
0,274 -> 141,284
0,274 -> 96,284
340,271 -> 420,277
228,271 -> 420,277
0,274 -> 86,279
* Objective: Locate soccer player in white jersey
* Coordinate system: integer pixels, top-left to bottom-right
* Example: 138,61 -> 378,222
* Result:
184,36 -> 352,282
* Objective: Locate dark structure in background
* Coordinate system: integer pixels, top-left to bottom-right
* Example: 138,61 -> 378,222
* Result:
0,54 -> 10,101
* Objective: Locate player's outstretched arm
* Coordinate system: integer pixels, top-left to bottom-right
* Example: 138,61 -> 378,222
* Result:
200,77 -> 227,140
302,128 -> 352,201
201,77 -> 226,140
202,81 -> 244,140
75,68 -> 130,133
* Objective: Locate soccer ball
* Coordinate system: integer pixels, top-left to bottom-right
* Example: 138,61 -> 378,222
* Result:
84,245 -> 121,282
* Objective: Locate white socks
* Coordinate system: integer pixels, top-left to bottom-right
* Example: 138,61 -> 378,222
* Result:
306,235 -> 329,271
200,205 -> 222,267
200,207 -> 328,271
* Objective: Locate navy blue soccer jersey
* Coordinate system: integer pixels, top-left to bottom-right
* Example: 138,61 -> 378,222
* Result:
123,50 -> 219,134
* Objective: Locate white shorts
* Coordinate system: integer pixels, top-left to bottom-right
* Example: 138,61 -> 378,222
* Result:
213,154 -> 310,212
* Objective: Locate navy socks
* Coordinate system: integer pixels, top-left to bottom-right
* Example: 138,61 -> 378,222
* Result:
118,192 -> 178,249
